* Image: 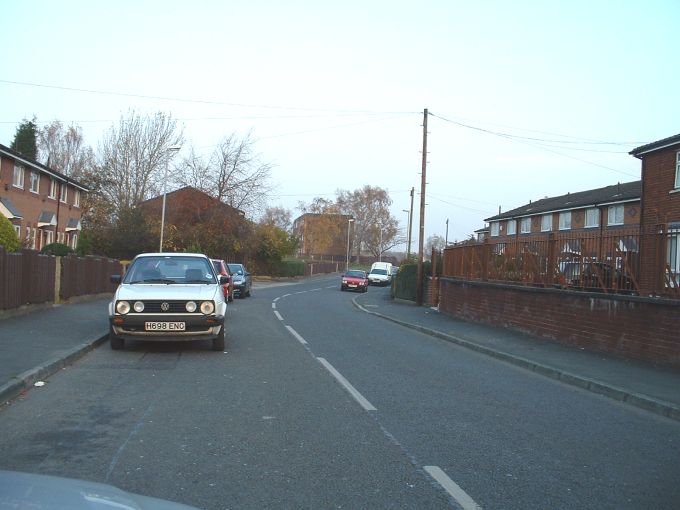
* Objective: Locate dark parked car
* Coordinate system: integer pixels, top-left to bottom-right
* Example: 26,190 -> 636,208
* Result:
341,270 -> 369,292
227,263 -> 252,298
560,261 -> 636,294
211,258 -> 234,302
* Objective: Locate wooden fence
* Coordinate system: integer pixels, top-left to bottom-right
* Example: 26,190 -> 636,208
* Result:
0,247 -> 121,310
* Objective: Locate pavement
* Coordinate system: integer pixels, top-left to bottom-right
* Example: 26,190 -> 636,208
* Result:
1,282 -> 679,423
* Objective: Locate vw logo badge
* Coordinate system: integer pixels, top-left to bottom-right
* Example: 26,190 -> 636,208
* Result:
161,302 -> 170,311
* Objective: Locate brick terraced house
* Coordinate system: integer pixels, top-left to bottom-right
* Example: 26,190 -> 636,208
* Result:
630,133 -> 680,295
0,143 -> 87,251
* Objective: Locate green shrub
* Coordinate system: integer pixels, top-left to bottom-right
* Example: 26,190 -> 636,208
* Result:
41,242 -> 75,256
0,215 -> 21,252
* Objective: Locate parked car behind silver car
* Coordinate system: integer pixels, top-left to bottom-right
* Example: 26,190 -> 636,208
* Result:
109,253 -> 228,351
226,263 -> 252,298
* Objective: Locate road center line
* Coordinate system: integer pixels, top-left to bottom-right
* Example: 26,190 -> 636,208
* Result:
271,302 -> 276,309
423,466 -> 482,510
273,297 -> 280,302
273,310 -> 283,321
317,357 -> 377,412
285,325 -> 308,345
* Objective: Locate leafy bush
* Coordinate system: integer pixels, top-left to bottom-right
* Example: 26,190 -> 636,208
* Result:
40,242 -> 75,256
0,215 -> 21,252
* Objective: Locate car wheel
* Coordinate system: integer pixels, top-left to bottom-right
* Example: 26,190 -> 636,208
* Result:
228,294 -> 234,302
246,286 -> 251,297
212,326 -> 226,351
363,287 -> 368,293
340,285 -> 345,291
110,328 -> 124,350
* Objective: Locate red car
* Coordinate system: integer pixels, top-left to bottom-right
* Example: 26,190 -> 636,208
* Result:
341,270 -> 369,292
211,259 -> 234,302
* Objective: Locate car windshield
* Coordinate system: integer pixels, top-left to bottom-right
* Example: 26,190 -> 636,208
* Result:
124,256 -> 216,284
346,271 -> 365,278
227,264 -> 244,275
371,269 -> 387,275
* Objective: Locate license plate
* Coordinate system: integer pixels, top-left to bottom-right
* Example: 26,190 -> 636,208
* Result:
145,322 -> 186,331
349,284 -> 357,287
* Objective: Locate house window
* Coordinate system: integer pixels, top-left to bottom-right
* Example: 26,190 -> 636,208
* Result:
506,220 -> 517,235
49,179 -> 58,199
13,165 -> 24,188
541,214 -> 552,232
608,205 -> 624,225
520,217 -> 531,233
668,230 -> 680,286
14,225 -> 20,238
490,222 -> 500,237
29,171 -> 40,193
74,190 -> 80,207
60,184 -> 68,203
559,212 -> 572,230
675,152 -> 680,189
45,230 -> 54,245
26,226 -> 36,249
71,233 -> 78,250
585,208 -> 599,228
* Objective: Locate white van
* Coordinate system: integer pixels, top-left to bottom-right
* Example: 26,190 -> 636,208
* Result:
368,262 -> 393,286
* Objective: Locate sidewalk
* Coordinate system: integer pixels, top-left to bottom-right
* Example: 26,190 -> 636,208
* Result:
0,298 -> 111,404
354,290 -> 680,422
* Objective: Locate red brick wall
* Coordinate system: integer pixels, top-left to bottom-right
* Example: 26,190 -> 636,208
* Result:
639,146 -> 680,294
439,277 -> 680,367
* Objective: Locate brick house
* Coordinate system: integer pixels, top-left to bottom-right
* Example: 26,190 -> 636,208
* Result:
630,133 -> 680,295
0,143 -> 87,250
485,181 -> 641,243
292,213 -> 352,259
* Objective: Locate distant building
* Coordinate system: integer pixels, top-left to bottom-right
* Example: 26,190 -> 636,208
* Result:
0,143 -> 87,250
292,213 -> 352,259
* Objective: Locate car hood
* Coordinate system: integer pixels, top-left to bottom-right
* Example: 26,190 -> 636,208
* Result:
115,284 -> 221,302
0,470 -> 201,509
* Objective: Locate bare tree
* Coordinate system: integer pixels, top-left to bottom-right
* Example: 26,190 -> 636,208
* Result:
97,110 -> 183,216
37,121 -> 94,178
260,206 -> 293,231
336,185 -> 401,258
425,234 -> 446,254
177,132 -> 273,217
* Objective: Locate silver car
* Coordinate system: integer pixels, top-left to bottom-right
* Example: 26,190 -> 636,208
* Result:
108,253 -> 228,351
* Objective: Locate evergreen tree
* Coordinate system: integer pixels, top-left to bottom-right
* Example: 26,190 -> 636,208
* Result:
11,117 -> 38,160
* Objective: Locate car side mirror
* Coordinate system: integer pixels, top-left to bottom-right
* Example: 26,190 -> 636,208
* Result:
110,275 -> 122,284
220,275 -> 229,284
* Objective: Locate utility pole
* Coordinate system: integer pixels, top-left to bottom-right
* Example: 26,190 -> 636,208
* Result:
416,109 -> 428,306
445,218 -> 449,246
408,187 -> 414,259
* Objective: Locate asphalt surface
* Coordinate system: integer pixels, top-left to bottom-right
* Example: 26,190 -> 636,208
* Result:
1,276 -> 679,509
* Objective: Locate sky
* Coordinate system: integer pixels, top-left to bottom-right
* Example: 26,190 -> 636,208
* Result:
2,0 -> 679,252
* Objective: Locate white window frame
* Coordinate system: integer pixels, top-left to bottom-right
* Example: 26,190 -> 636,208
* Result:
29,171 -> 40,193
541,214 -> 552,232
559,211 -> 572,230
14,225 -> 20,238
490,222 -> 500,237
668,231 -> 680,285
675,151 -> 680,189
608,205 -> 624,226
60,184 -> 68,203
585,208 -> 599,228
520,217 -> 531,233
45,230 -> 54,245
49,179 -> 58,199
26,226 -> 35,249
71,233 -> 78,250
506,220 -> 517,235
13,164 -> 24,188
74,189 -> 80,207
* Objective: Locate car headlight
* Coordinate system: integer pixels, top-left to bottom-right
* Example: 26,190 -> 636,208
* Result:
116,301 -> 130,314
200,301 -> 215,315
185,301 -> 197,313
133,301 -> 145,312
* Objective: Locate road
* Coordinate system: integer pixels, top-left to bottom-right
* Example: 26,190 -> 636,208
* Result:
1,275 -> 679,509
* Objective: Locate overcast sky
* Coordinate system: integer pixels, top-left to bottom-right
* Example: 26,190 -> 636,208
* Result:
2,0 -> 679,250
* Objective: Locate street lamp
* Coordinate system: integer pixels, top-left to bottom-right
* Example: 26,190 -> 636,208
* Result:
403,209 -> 412,259
159,145 -> 182,252
345,218 -> 354,271
379,224 -> 383,262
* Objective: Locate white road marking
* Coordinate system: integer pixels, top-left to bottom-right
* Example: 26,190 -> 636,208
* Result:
310,288 -> 322,292
317,357 -> 377,412
282,293 -> 291,298
273,297 -> 280,302
423,466 -> 482,510
285,325 -> 308,345
326,285 -> 336,289
273,310 -> 283,321
271,302 -> 276,309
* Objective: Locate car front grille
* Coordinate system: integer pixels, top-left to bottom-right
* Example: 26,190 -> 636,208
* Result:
138,300 -> 195,313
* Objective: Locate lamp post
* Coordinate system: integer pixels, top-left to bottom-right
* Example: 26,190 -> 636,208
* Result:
345,218 -> 354,271
379,224 -> 383,262
403,209 -> 411,259
159,145 -> 181,252
445,218 -> 449,246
